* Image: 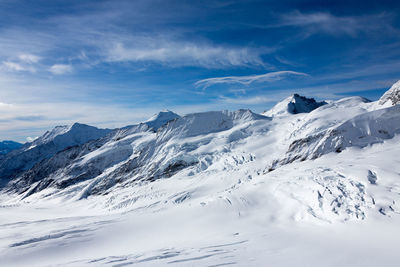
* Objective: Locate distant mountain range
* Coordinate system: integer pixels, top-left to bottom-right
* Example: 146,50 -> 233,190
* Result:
0,140 -> 22,155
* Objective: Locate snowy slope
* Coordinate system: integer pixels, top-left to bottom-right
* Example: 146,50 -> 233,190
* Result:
0,81 -> 400,266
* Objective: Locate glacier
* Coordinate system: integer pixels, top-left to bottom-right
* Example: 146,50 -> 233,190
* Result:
0,84 -> 400,266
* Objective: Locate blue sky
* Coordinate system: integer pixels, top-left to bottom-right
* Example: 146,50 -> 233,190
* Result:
0,0 -> 399,142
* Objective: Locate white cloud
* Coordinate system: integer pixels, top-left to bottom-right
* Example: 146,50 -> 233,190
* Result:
195,71 -> 309,89
0,1 -> 281,70
105,41 -> 269,68
0,102 -> 13,108
0,9 -> 273,70
0,54 -> 40,73
49,64 -> 73,74
2,61 -> 35,72
281,12 -> 338,26
18,54 -> 40,64
279,12 -> 359,36
276,11 -> 396,37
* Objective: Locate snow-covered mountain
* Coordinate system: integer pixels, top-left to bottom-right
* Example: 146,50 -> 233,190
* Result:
0,140 -> 22,155
278,100 -> 400,167
1,81 -> 400,266
0,123 -> 111,182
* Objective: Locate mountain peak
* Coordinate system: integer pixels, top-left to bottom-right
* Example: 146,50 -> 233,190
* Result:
263,93 -> 327,117
29,123 -> 111,149
145,110 -> 181,130
288,94 -> 327,114
379,80 -> 400,106
70,122 -> 86,128
69,122 -> 104,132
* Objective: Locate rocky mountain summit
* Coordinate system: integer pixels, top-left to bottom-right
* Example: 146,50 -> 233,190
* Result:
262,93 -> 327,117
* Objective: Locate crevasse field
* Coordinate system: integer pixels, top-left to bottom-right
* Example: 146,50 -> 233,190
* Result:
1,82 -> 400,266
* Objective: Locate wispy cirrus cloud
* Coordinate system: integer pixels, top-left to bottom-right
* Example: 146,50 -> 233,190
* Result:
105,41 -> 269,68
0,1 -> 276,72
276,11 -> 397,37
18,54 -> 40,64
49,64 -> 73,74
195,71 -> 308,89
2,61 -> 36,73
1,53 -> 41,73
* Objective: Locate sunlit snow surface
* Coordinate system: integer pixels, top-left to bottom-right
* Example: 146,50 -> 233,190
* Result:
1,93 -> 400,266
